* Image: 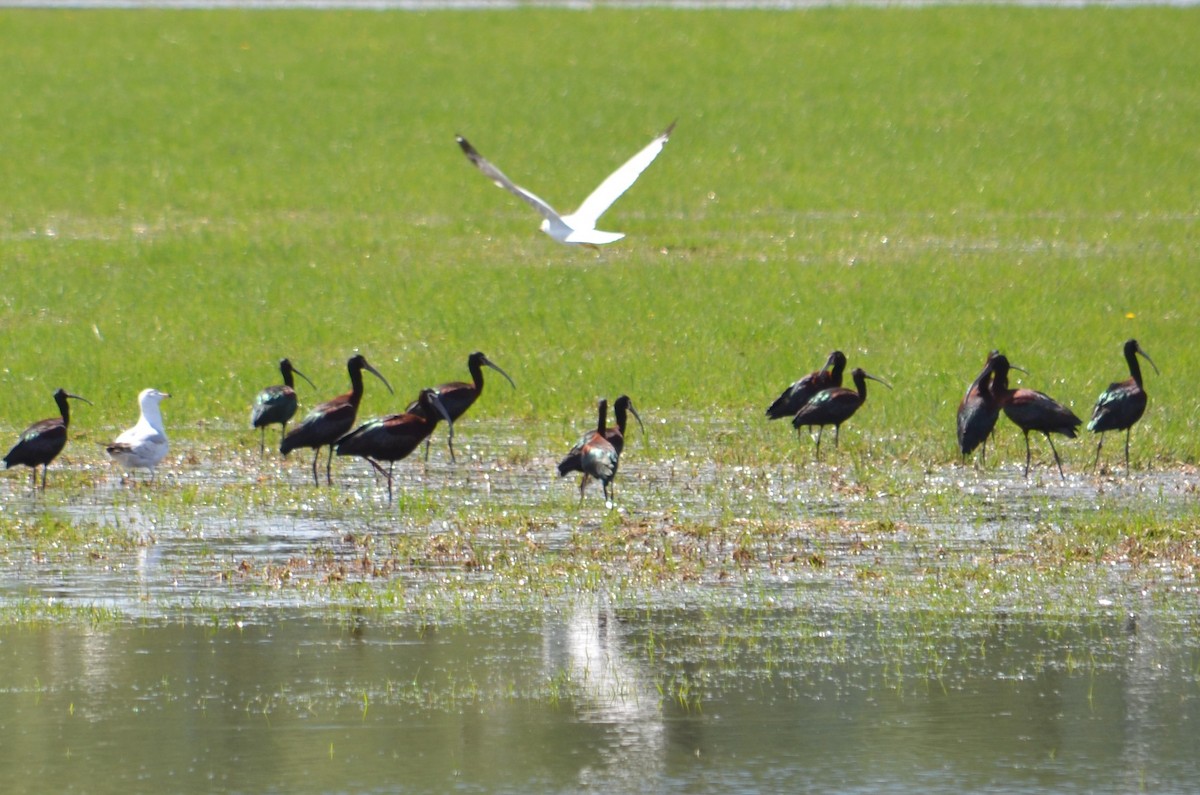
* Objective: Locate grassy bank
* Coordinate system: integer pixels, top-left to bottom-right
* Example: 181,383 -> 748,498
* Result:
0,7 -> 1197,467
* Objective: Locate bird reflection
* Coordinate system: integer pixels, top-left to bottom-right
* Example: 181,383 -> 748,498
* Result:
542,595 -> 665,787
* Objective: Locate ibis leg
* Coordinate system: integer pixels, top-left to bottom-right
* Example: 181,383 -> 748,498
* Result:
1045,433 -> 1066,480
366,458 -> 393,503
1092,434 -> 1105,473
310,449 -> 320,486
41,465 -> 48,490
1124,428 -> 1133,474
325,446 -> 334,486
259,427 -> 266,457
834,425 -> 840,448
423,438 -> 431,462
814,427 -> 824,462
1022,432 -> 1032,477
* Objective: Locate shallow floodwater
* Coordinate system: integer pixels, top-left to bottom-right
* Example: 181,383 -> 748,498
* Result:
2,423 -> 1200,792
2,607 -> 1198,794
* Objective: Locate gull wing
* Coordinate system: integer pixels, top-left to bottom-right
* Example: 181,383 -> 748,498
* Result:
457,135 -> 564,226
112,427 -> 143,447
567,121 -> 675,229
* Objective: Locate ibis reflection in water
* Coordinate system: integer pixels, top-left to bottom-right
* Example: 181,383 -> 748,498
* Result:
558,398 -> 620,505
791,368 -> 891,461
3,388 -> 92,489
336,388 -> 454,503
1088,338 -> 1158,474
280,354 -> 393,486
540,596 -> 666,786
407,351 -> 515,463
766,350 -> 847,420
990,354 -> 1081,479
251,358 -> 316,456
106,388 -> 171,480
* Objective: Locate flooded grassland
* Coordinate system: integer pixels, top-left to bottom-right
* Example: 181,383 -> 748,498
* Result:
2,421 -> 1198,793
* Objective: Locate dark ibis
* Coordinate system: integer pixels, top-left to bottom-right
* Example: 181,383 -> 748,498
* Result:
106,388 -> 171,478
956,351 -> 1028,466
558,394 -> 645,478
406,351 -> 515,463
3,388 -> 92,489
280,354 -> 393,486
606,394 -> 645,457
335,388 -> 454,503
1087,339 -> 1158,474
957,352 -> 999,465
791,368 -> 891,461
557,399 -> 619,504
766,350 -> 847,420
251,358 -> 316,456
990,354 -> 1082,479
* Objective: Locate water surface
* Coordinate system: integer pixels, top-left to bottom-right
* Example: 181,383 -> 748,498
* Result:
2,424 -> 1199,792
3,607 -> 1198,793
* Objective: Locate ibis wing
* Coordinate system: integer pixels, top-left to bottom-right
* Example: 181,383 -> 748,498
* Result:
457,136 -> 564,226
568,122 -> 674,229
766,370 -> 829,419
18,417 -> 64,443
581,438 -> 618,480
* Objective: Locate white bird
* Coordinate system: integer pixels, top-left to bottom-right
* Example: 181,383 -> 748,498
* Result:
106,388 -> 171,477
457,121 -> 675,247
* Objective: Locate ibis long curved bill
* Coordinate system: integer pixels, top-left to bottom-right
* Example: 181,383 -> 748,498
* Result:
791,368 -> 891,461
280,353 -> 393,486
3,389 -> 92,489
252,358 -> 318,456
409,351 -> 515,463
362,359 -> 394,396
335,388 -> 455,503
481,355 -> 516,390
625,401 -> 646,436
1087,339 -> 1158,474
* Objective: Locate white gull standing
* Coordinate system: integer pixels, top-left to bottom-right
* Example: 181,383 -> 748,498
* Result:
456,121 -> 675,248
106,388 -> 171,478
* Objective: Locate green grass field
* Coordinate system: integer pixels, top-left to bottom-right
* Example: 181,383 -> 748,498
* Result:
1,7 -> 1197,466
